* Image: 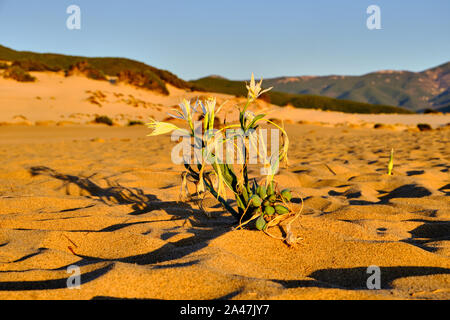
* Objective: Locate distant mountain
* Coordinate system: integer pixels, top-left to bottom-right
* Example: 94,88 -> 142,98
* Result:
263,62 -> 450,112
191,77 -> 413,114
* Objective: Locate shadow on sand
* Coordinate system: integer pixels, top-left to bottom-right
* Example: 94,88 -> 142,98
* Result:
0,166 -> 236,292
0,166 -> 447,296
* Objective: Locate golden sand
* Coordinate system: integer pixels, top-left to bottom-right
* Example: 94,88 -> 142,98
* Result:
0,123 -> 448,300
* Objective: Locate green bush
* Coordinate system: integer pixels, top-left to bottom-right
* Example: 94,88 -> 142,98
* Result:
66,61 -> 107,81
94,115 -> 113,126
128,120 -> 144,126
3,66 -> 36,82
417,123 -> 432,131
12,60 -> 61,72
118,69 -> 169,95
86,68 -> 107,81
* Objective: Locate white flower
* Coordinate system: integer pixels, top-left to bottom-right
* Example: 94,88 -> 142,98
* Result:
167,98 -> 197,132
244,111 -> 255,123
199,97 -> 216,115
199,97 -> 225,130
146,119 -> 181,136
246,73 -> 273,101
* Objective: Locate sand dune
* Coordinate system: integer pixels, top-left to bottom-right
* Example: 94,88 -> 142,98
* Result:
0,123 -> 448,299
1,72 -> 449,128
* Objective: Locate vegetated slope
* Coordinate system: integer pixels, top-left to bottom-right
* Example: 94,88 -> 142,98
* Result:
263,62 -> 450,112
191,77 -> 414,114
0,44 -> 201,94
432,89 -> 450,112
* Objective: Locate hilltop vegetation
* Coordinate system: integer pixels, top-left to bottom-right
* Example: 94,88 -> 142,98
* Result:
0,44 -> 201,94
117,69 -> 169,95
11,60 -> 61,72
191,77 -> 414,114
65,61 -> 107,81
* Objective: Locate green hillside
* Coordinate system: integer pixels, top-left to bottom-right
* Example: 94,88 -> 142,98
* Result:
0,44 -> 201,94
263,62 -> 450,112
191,77 -> 414,114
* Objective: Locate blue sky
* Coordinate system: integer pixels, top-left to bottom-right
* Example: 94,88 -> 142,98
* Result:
0,0 -> 449,80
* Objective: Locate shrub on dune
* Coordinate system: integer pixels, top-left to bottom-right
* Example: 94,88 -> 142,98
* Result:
65,61 -> 107,81
128,120 -> 144,126
417,123 -> 432,131
12,60 -> 61,72
3,66 -> 36,82
94,115 -> 113,126
117,69 -> 169,95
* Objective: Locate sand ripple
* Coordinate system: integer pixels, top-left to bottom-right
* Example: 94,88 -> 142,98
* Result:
0,124 -> 448,299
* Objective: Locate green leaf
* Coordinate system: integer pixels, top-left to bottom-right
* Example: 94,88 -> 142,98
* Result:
241,185 -> 249,204
246,114 -> 265,131
213,163 -> 238,190
236,194 -> 245,210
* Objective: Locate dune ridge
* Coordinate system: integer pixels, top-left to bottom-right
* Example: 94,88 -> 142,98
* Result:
1,72 -> 449,129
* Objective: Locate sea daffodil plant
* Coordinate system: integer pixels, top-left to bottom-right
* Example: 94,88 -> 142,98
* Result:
147,74 -> 302,245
